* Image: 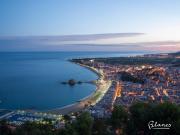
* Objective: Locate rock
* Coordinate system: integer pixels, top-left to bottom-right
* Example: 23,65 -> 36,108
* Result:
68,79 -> 76,86
77,81 -> 82,84
61,82 -> 67,84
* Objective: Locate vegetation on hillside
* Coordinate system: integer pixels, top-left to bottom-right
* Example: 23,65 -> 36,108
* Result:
1,102 -> 180,135
117,71 -> 145,84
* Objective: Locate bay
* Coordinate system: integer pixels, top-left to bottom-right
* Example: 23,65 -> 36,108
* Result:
0,51 -> 147,110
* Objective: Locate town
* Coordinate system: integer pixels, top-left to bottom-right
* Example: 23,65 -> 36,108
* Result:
75,52 -> 180,118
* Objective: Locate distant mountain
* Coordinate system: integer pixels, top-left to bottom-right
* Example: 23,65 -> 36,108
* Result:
169,51 -> 180,56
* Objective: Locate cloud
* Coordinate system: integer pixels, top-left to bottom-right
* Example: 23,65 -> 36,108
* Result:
135,41 -> 180,46
0,33 -> 144,42
0,33 -> 179,52
60,41 -> 180,47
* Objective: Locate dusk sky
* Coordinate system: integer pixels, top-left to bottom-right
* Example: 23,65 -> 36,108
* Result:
0,0 -> 180,51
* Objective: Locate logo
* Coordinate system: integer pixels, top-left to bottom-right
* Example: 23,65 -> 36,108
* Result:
148,121 -> 171,130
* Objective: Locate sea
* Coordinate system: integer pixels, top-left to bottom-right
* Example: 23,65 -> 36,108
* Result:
0,51 -> 149,110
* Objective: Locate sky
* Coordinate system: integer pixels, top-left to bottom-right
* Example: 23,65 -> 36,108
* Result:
0,0 -> 180,52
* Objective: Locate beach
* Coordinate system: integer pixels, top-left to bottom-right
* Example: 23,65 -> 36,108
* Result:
48,63 -> 112,114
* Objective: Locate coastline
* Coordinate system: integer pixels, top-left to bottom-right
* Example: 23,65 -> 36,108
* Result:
47,62 -> 111,115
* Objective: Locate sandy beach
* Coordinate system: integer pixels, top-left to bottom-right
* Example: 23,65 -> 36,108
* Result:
47,63 -> 112,115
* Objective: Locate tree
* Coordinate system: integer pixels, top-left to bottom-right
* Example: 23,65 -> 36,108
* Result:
149,102 -> 180,135
14,122 -> 54,135
75,112 -> 93,135
111,105 -> 128,134
92,119 -> 107,135
127,102 -> 180,135
0,120 -> 12,135
63,114 -> 71,122
127,102 -> 152,135
58,123 -> 78,135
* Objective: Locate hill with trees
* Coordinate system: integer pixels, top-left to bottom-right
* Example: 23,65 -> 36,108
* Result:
1,102 -> 180,135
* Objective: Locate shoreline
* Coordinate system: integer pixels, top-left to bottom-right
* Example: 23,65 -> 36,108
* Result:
1,61 -> 111,115
47,62 -> 111,114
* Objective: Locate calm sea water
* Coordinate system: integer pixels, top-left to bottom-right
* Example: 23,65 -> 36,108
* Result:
0,52 -> 147,110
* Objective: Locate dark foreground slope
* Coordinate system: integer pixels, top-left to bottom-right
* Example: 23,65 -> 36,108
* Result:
1,102 -> 180,135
